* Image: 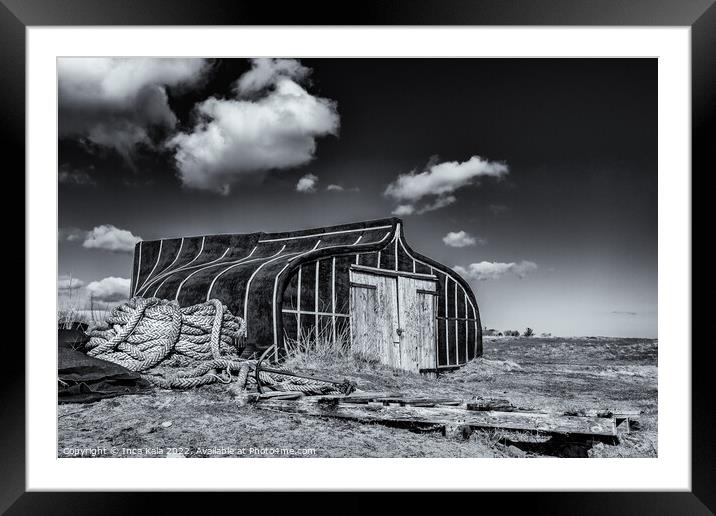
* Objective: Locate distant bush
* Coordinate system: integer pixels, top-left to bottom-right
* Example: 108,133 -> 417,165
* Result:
523,327 -> 535,337
503,330 -> 520,337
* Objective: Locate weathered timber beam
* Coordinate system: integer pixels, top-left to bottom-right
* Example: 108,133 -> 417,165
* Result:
307,394 -> 640,422
255,399 -> 619,438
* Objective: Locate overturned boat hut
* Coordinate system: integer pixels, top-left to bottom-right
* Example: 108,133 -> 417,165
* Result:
131,218 -> 482,373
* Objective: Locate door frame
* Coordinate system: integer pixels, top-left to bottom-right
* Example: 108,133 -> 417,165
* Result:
414,285 -> 439,374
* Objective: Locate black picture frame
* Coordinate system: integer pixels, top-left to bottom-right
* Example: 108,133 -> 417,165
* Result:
3,0 -> 710,512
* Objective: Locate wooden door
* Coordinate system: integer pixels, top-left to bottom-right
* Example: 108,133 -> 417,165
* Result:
350,269 -> 437,373
397,277 -> 437,372
349,270 -> 401,367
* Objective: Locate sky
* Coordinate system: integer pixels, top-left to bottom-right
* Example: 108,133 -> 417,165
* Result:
58,58 -> 657,337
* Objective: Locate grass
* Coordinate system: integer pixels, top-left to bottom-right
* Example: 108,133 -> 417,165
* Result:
58,334 -> 658,458
57,284 -> 111,329
282,322 -> 386,373
283,324 -> 353,365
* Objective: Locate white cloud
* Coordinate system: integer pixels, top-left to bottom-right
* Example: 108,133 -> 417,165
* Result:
58,227 -> 86,242
454,260 -> 538,281
511,261 -> 539,278
168,59 -> 339,194
392,195 -> 457,217
58,58 -> 211,164
417,195 -> 457,214
443,231 -> 485,248
235,58 -> 311,95
392,204 -> 415,216
386,156 -> 508,202
86,276 -> 131,302
81,225 -> 142,253
57,275 -> 85,291
385,155 -> 508,214
326,184 -> 360,193
296,173 -> 319,193
59,225 -> 141,252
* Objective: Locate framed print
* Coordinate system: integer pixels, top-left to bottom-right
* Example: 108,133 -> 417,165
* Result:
4,0 -> 711,511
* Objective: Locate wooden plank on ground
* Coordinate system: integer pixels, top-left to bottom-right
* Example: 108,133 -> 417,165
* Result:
314,394 -> 463,407
256,391 -> 305,401
577,409 -> 641,417
466,398 -> 516,411
255,399 -> 619,437
308,394 -> 639,423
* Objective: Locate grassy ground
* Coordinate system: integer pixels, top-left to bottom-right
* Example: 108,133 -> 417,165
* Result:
58,336 -> 657,458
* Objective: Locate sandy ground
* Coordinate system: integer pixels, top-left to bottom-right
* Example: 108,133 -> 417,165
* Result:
58,336 -> 657,458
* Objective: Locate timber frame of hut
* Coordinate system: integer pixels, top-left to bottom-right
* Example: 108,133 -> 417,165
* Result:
131,218 -> 482,373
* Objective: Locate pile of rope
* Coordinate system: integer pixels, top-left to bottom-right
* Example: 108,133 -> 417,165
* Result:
85,297 -> 354,395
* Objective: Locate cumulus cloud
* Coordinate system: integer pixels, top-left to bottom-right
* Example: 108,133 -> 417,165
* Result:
60,225 -> 141,253
326,184 -> 360,192
86,276 -> 131,302
58,58 -> 211,164
417,195 -> 457,214
168,59 -> 339,194
57,275 -> 85,291
385,155 -> 508,214
443,231 -> 485,248
392,196 -> 456,217
82,225 -> 142,253
58,227 -> 86,242
235,58 -> 311,95
392,204 -> 415,216
296,173 -> 319,193
453,260 -> 538,281
510,261 -> 539,278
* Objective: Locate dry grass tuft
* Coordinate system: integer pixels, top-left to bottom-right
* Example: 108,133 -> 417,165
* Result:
283,324 -> 353,367
282,324 -> 386,370
57,284 -> 110,329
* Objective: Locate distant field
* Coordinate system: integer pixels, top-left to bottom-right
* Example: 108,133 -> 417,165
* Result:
58,336 -> 657,458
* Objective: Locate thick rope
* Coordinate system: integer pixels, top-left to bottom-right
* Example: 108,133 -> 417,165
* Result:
236,363 -> 251,391
86,297 -> 248,389
85,297 -> 354,394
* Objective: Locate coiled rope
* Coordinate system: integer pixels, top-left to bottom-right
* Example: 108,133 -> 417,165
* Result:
85,297 -> 354,394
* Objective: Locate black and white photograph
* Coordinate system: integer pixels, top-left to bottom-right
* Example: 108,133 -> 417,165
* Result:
56,56 -> 657,459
